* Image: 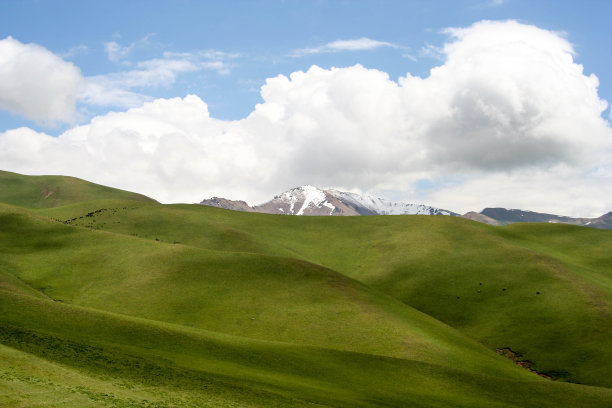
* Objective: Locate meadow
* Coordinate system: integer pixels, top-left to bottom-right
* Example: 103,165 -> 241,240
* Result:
1,170 -> 611,407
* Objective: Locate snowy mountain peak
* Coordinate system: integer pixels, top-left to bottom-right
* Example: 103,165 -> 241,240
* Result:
202,185 -> 456,217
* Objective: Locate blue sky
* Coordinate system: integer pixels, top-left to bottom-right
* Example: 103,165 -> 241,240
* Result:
1,0 -> 611,215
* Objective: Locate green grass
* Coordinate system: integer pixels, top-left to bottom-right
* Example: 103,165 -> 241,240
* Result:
39,198 -> 612,387
1,171 -> 612,406
0,170 -> 155,209
2,288 -> 611,408
0,203 -> 527,378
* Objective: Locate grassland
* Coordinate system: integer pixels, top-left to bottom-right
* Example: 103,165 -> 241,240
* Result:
1,171 -> 611,407
0,170 -> 155,209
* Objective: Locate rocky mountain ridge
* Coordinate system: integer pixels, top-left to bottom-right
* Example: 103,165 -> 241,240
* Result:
464,207 -> 612,229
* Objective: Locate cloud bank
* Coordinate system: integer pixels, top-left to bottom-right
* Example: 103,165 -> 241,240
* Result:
0,37 -> 83,124
1,21 -> 611,216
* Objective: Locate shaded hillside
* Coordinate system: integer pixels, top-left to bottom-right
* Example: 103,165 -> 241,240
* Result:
3,284 -> 611,408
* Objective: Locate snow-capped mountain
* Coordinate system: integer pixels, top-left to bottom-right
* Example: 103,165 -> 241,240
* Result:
200,186 -> 457,217
199,187 -> 612,228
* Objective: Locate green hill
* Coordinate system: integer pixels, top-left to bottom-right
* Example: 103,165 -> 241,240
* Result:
0,202 -> 527,378
3,283 -> 610,408
41,198 -> 612,387
0,170 -> 155,208
1,171 -> 611,407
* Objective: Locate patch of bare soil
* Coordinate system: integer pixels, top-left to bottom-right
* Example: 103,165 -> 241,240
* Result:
496,347 -> 552,380
41,189 -> 55,199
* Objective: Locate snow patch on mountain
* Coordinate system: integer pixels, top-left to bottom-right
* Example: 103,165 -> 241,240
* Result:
330,190 -> 453,216
270,186 -> 336,215
293,186 -> 332,215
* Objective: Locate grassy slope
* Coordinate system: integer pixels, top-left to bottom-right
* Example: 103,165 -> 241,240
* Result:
0,170 -> 155,208
39,200 -> 612,387
4,204 -> 599,407
2,280 -> 612,408
0,203 -> 528,379
0,171 -> 610,406
494,223 -> 612,297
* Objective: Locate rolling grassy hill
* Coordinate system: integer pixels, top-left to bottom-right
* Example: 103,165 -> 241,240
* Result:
41,198 -> 612,386
0,170 -> 155,209
1,171 -> 612,407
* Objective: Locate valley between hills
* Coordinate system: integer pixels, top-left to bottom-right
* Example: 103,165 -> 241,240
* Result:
1,169 -> 611,407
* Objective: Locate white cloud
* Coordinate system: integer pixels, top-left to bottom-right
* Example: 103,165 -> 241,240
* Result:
157,50 -> 238,76
103,34 -> 155,64
90,58 -> 199,91
0,36 -> 234,120
291,37 -> 400,57
419,43 -> 444,60
0,37 -> 83,124
80,50 -> 237,109
0,33 -> 237,119
78,82 -> 150,109
0,96 -> 262,203
104,41 -> 133,63
2,21 -> 611,216
426,168 -> 612,216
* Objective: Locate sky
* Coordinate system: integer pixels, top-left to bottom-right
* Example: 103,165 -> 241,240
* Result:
1,0 -> 611,216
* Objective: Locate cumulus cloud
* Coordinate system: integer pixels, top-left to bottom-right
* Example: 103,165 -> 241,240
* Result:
0,96 -> 261,203
417,21 -> 609,171
0,37 -> 83,124
1,20 -> 611,216
291,37 -> 400,57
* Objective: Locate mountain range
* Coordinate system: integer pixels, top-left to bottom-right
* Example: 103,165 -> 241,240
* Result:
201,185 -> 612,229
201,185 -> 455,216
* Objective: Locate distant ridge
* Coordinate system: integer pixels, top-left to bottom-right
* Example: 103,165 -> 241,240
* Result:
474,207 -> 612,229
201,185 -> 457,217
201,185 -> 612,229
2,170 -> 609,228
